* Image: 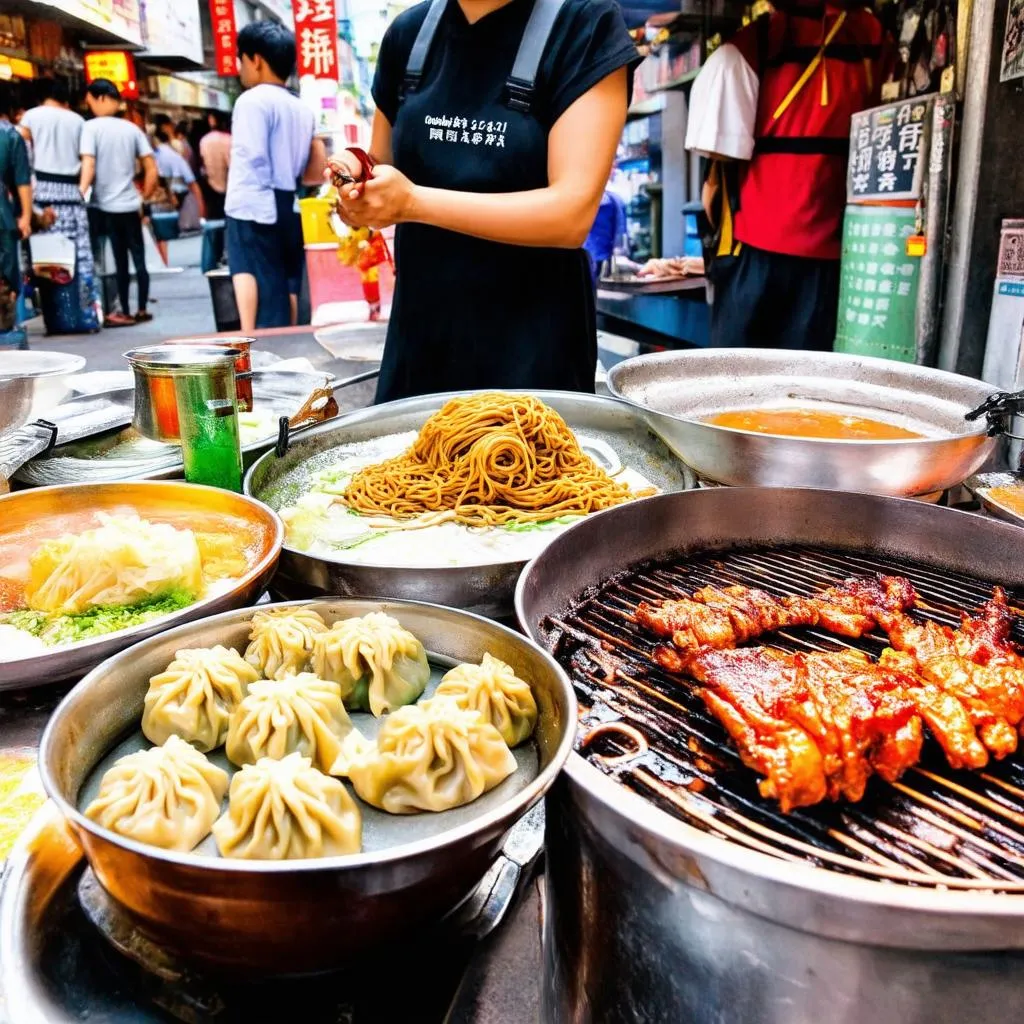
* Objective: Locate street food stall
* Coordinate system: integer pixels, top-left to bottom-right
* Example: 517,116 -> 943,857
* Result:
3,320 -> 1024,1021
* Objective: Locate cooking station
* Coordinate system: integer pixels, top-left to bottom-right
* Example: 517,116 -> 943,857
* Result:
5,336 -> 1024,1024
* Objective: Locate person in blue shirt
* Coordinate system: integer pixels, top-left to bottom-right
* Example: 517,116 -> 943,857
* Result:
583,183 -> 627,286
0,120 -> 31,323
225,22 -> 326,330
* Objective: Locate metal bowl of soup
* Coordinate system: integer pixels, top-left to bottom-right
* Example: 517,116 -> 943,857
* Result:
607,348 -> 1000,496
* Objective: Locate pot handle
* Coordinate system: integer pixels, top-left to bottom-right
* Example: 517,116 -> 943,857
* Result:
274,369 -> 380,457
0,420 -> 58,489
965,390 -> 1024,436
448,802 -> 545,943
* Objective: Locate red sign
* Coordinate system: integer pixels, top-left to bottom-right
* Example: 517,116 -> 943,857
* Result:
84,51 -> 139,100
293,0 -> 339,81
209,0 -> 238,78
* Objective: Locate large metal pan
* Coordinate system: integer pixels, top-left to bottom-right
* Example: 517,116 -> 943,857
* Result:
608,348 -> 999,495
516,489 -> 1024,1024
0,350 -> 86,434
244,390 -> 691,619
39,598 -> 575,974
0,481 -> 282,689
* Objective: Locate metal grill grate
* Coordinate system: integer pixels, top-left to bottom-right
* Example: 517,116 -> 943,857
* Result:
544,545 -> 1024,890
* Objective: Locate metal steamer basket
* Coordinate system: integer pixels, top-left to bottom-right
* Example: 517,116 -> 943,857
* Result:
39,598 -> 575,974
516,489 -> 1024,1024
244,391 -> 690,619
608,349 -> 1002,495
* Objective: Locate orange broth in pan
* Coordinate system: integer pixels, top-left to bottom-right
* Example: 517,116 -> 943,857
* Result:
706,408 -> 924,441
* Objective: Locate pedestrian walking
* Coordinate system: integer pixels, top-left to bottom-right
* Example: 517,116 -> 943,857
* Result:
19,78 -> 101,333
226,21 -> 326,330
199,111 -> 231,220
153,114 -> 205,232
0,119 -> 30,326
80,79 -> 157,327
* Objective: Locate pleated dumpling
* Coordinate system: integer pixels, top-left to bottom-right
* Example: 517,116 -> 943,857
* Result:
213,753 -> 362,860
142,645 -> 260,752
342,697 -> 517,814
434,653 -> 538,747
310,612 -> 429,716
244,607 -> 328,680
84,735 -> 228,852
226,673 -> 368,773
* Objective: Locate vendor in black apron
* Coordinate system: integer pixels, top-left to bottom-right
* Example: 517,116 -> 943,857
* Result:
327,0 -> 639,404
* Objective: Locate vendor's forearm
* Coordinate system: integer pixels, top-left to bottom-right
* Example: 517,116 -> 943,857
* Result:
407,185 -> 597,250
79,156 -> 95,195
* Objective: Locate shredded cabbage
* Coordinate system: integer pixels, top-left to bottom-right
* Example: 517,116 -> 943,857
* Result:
25,514 -> 204,615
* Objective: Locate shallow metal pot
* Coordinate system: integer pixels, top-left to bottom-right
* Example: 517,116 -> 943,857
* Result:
244,390 -> 690,619
0,350 -> 86,434
39,598 -> 575,974
608,348 -> 999,495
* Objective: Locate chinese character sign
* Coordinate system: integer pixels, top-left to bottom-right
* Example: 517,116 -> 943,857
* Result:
847,98 -> 932,203
834,206 -> 921,362
293,0 -> 339,80
208,0 -> 237,77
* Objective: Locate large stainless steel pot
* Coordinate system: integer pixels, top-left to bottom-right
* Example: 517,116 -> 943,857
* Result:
39,598 -> 575,974
608,348 -> 999,495
244,390 -> 690,619
516,488 -> 1024,1024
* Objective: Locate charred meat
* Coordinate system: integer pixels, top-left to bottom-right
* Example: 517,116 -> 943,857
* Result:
689,647 -> 923,812
636,575 -> 917,667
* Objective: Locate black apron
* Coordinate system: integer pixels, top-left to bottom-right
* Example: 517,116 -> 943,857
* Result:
375,0 -> 596,404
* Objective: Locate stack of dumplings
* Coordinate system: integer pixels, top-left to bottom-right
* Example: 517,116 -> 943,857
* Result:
86,607 -> 540,863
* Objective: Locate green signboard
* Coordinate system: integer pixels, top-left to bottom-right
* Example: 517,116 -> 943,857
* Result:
833,205 -> 921,363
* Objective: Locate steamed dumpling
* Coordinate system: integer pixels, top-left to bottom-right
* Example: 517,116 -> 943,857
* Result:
26,513 -> 203,614
213,753 -> 362,860
142,645 -> 259,751
244,606 -> 328,679
310,612 -> 429,716
226,673 -> 368,773
342,697 -> 517,814
84,735 -> 228,852
435,653 -> 538,747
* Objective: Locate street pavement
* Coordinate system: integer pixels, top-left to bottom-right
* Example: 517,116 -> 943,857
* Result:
24,234 -> 223,371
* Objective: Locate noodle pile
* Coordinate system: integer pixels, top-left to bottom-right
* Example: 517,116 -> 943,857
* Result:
343,393 -> 650,527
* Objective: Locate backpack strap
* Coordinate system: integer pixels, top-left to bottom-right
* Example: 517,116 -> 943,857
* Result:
505,0 -> 568,114
400,0 -> 447,104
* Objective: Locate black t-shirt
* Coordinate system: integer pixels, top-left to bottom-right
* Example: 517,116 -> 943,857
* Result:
370,0 -> 638,403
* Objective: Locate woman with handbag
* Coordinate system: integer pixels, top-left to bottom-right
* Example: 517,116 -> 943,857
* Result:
328,0 -> 639,403
18,79 -> 101,333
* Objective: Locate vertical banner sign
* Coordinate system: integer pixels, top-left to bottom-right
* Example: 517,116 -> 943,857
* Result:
834,206 -> 921,362
293,0 -> 340,80
209,0 -> 237,77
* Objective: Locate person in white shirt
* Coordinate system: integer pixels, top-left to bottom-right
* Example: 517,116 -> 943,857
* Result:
19,78 -> 100,332
79,78 -> 158,327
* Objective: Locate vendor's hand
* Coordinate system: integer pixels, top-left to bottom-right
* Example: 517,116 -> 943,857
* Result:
17,213 -> 30,240
335,165 -> 415,231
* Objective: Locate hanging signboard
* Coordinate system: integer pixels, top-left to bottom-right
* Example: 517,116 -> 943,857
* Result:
139,0 -> 203,67
209,0 -> 237,77
834,206 -> 921,362
293,0 -> 340,81
84,51 -> 139,100
1002,0 -> 1024,81
847,97 -> 933,203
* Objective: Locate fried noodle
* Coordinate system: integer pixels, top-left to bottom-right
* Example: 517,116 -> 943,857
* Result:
342,393 -> 651,527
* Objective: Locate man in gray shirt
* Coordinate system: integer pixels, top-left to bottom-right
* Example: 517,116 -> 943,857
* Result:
80,79 -> 157,327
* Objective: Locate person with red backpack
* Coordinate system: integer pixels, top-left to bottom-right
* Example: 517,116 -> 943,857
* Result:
687,0 -> 892,350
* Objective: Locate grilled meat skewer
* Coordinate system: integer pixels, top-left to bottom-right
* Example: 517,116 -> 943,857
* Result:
637,576 -> 917,669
